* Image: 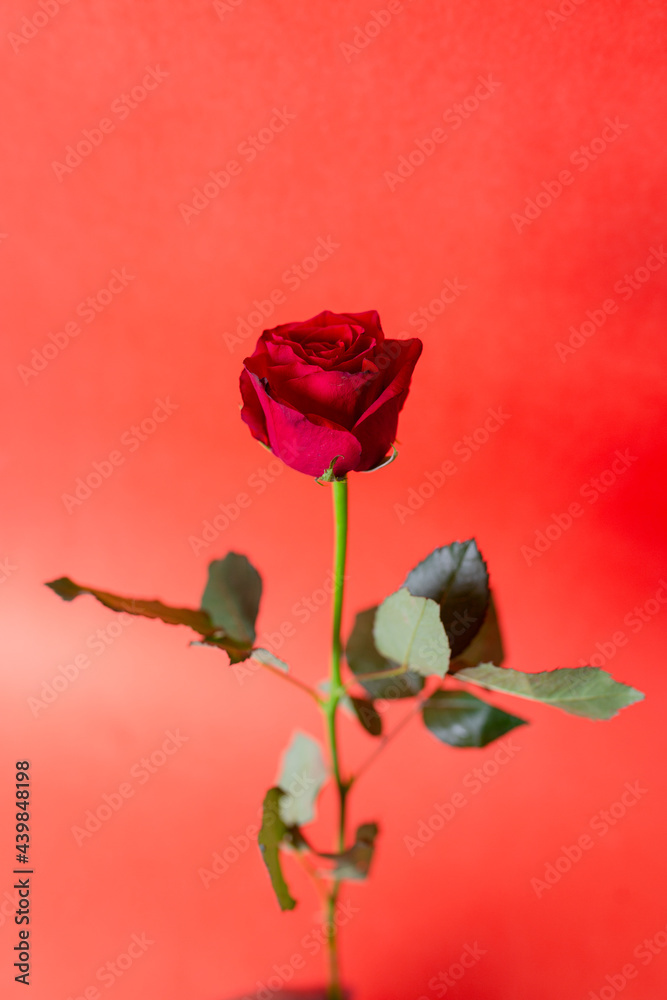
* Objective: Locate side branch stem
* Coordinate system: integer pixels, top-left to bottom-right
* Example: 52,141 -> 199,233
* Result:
251,657 -> 323,704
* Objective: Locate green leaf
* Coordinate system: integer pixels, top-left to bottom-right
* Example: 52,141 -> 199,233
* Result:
258,787 -> 296,911
350,696 -> 383,737
450,591 -> 504,673
316,822 -> 379,881
373,589 -> 451,678
277,732 -> 328,827
200,553 -> 262,648
346,607 -> 424,700
46,576 -> 214,635
422,689 -> 526,748
46,576 -> 253,663
404,540 -> 490,657
456,663 -> 645,720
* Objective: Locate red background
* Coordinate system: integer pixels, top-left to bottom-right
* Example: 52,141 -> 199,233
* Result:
2,1 -> 667,998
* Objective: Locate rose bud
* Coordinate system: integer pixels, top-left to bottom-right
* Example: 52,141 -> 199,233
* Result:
240,310 -> 422,478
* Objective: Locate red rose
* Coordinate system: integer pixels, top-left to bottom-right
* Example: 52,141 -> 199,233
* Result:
240,310 -> 422,477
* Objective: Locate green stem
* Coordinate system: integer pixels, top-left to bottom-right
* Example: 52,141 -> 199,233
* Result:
330,477 -> 348,702
324,476 -> 349,1000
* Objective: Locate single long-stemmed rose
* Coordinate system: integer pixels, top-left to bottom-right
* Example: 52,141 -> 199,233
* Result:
45,309 -> 644,1000
240,309 -> 423,995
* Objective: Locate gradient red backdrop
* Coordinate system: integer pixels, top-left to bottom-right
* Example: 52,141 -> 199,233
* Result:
2,2 -> 667,998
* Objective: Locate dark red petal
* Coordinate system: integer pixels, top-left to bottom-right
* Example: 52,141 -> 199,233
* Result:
241,336 -> 271,377
340,310 -> 384,341
239,368 -> 270,446
277,368 -> 372,428
247,373 -> 362,477
352,339 -> 423,469
356,339 -> 422,424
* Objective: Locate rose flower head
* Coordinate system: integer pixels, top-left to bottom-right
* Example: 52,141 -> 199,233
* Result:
240,310 -> 422,478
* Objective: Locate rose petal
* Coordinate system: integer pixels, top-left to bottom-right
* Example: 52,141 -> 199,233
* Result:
352,339 -> 422,469
343,310 -> 385,338
317,309 -> 384,343
248,373 -> 362,477
277,368 -> 373,427
241,337 -> 271,378
255,342 -> 315,381
239,369 -> 270,447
